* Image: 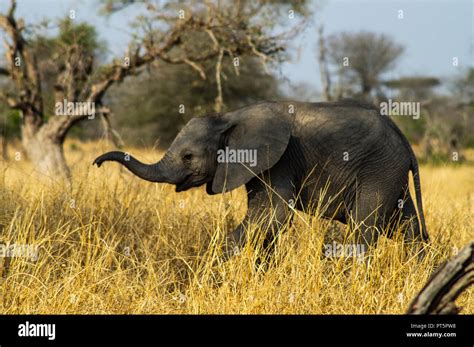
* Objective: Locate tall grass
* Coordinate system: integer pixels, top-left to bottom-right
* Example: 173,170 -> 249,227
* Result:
0,141 -> 472,314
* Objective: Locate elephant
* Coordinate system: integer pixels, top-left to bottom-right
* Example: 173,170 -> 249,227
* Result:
94,100 -> 429,263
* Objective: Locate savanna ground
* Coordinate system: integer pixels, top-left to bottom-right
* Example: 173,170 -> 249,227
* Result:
0,141 -> 472,314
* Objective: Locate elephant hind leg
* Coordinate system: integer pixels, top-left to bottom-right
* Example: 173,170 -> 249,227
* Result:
352,216 -> 383,257
398,194 -> 426,242
350,189 -> 388,256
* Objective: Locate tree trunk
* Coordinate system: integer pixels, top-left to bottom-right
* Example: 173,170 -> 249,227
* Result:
318,26 -> 332,101
21,115 -> 70,182
361,81 -> 372,101
0,135 -> 8,161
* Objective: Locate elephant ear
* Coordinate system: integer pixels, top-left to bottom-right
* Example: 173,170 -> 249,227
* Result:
211,104 -> 292,194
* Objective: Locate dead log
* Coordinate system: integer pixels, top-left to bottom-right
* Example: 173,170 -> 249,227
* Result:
407,241 -> 474,314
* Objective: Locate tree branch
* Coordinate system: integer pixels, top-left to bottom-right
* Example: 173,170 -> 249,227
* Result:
100,108 -> 124,148
0,90 -> 21,108
183,59 -> 206,80
214,48 -> 224,112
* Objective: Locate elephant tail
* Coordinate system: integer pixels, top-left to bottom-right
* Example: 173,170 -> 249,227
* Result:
410,156 -> 429,242
384,115 -> 428,241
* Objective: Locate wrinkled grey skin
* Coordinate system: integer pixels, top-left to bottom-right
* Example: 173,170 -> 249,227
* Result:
94,100 -> 429,263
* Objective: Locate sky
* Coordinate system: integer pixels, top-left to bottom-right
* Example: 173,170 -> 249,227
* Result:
0,0 -> 472,95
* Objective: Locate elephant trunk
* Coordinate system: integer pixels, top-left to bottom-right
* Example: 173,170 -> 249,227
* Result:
93,151 -> 168,183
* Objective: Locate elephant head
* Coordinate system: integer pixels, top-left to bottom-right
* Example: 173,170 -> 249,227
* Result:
93,104 -> 292,194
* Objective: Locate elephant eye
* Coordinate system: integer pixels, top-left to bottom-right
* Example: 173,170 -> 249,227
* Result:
183,153 -> 193,161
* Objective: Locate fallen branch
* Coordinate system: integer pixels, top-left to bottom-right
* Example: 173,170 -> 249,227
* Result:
407,241 -> 474,314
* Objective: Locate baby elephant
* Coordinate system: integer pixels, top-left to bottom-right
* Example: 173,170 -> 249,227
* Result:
94,100 -> 429,262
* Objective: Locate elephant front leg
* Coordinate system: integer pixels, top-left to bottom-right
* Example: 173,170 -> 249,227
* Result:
222,178 -> 294,267
255,199 -> 294,270
222,223 -> 247,260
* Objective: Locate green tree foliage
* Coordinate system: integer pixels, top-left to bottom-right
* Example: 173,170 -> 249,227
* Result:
385,69 -> 474,163
107,55 -> 282,147
0,107 -> 20,140
327,31 -> 404,99
450,67 -> 474,106
382,76 -> 440,100
450,68 -> 474,148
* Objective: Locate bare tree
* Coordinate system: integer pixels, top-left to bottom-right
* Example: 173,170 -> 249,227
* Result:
0,0 -> 302,181
317,25 -> 331,101
327,31 -> 404,100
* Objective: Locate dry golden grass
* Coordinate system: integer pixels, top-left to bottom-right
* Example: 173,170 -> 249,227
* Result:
0,140 -> 472,314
